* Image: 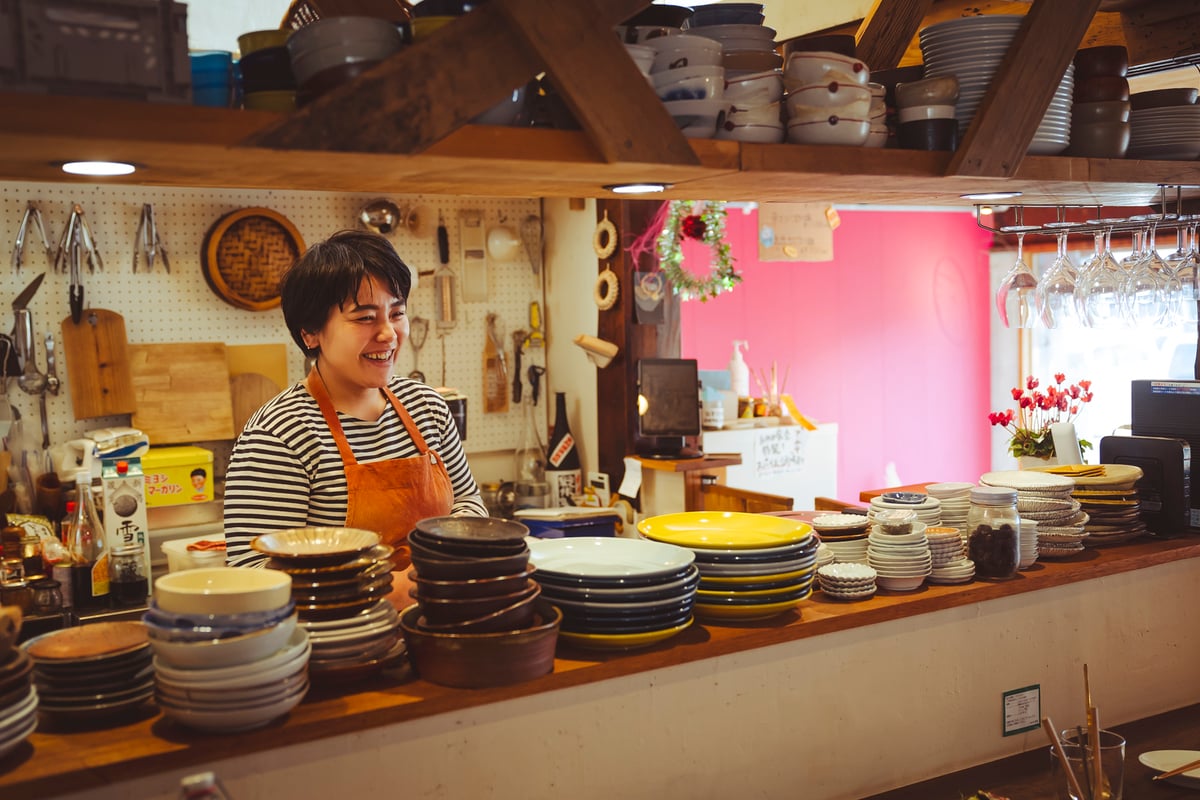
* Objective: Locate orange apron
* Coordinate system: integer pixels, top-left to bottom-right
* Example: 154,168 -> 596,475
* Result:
306,372 -> 454,572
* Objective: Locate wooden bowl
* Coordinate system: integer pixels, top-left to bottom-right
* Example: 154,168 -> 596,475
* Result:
1073,45 -> 1129,78
417,582 -> 539,626
399,600 -> 561,688
409,566 -> 537,600
1074,75 -> 1130,104
1130,87 -> 1199,110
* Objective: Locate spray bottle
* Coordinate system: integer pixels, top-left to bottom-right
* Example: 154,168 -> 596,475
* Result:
728,340 -> 750,398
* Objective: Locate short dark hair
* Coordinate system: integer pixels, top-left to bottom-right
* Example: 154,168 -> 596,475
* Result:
280,230 -> 413,357
190,468 -> 207,478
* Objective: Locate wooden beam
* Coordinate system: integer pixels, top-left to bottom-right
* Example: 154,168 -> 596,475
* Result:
493,0 -> 699,166
948,0 -> 1103,178
855,0 -> 935,69
245,0 -> 652,155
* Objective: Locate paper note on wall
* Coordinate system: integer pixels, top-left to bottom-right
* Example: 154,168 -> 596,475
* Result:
754,427 -> 809,476
757,202 -> 834,262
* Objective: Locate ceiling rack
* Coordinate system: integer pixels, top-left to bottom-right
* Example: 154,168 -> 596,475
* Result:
974,184 -> 1200,237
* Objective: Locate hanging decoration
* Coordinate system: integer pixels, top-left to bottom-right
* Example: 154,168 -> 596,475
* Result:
592,211 -> 618,260
593,264 -> 619,310
654,200 -> 740,302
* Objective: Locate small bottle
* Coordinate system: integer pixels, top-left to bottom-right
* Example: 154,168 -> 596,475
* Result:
67,473 -> 110,610
109,546 -> 149,607
967,486 -> 1020,579
51,501 -> 78,610
514,399 -> 549,510
545,391 -> 582,508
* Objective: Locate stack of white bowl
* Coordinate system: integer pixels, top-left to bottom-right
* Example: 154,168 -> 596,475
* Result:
624,43 -> 656,78
646,34 -> 727,138
925,482 -> 973,540
980,471 -> 1086,559
816,562 -> 877,600
810,513 -> 871,564
926,526 -> 976,584
868,492 -> 942,527
147,568 -> 310,733
1018,518 -> 1039,569
783,51 -> 873,146
867,510 -> 932,592
719,69 -> 784,142
919,14 -> 1075,153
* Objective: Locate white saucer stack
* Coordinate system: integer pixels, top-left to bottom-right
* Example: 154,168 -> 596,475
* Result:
981,471 -> 1086,559
925,482 -> 973,539
1018,518 -> 1039,569
868,493 -> 942,527
810,513 -> 871,565
815,542 -> 836,569
925,526 -> 975,584
817,562 -> 877,601
867,512 -> 932,592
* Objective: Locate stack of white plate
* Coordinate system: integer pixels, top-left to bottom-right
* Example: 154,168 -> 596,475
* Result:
868,492 -> 942,527
817,562 -> 877,600
980,470 -> 1085,558
919,14 -> 1074,152
688,22 -> 776,58
0,644 -> 36,760
810,513 -> 871,564
1128,105 -> 1200,160
866,527 -> 932,592
638,512 -> 816,622
925,482 -> 973,538
1018,518 -> 1039,569
815,542 -> 835,569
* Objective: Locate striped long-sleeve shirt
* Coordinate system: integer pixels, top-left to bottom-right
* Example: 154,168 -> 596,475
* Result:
223,377 -> 486,567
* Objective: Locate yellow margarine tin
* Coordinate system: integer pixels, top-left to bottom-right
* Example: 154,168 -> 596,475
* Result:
142,446 -> 214,507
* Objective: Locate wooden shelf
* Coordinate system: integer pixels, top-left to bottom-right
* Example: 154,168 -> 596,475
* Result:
1,91 -> 1197,207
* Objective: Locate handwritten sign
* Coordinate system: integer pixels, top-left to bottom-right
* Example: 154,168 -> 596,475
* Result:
757,202 -> 835,262
754,427 -> 808,476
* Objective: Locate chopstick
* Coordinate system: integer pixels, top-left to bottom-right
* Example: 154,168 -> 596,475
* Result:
1044,717 -> 1087,800
1085,665 -> 1103,798
1153,754 -> 1200,781
1077,725 -> 1094,800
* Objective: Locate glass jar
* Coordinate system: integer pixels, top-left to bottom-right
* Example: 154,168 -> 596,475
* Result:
479,482 -> 502,518
967,486 -> 1020,579
30,578 -> 63,615
109,546 -> 149,607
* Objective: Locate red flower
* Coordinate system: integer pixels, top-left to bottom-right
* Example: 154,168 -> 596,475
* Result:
1027,376 -> 1040,390
1079,380 -> 1092,391
990,372 -> 1094,459
1070,404 -> 1079,414
1020,396 -> 1034,409
681,215 -> 707,240
1055,373 -> 1066,384
1068,384 -> 1081,399
1011,387 -> 1023,401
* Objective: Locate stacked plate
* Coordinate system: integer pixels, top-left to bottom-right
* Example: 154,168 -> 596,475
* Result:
980,471 -> 1086,558
925,482 -> 973,539
926,526 -> 976,584
919,14 -> 1074,152
0,611 -> 36,759
528,536 -> 697,650
1028,464 -> 1147,545
815,542 -> 835,570
1129,104 -> 1200,160
810,513 -> 870,564
255,527 -> 402,680
867,524 -> 932,592
638,512 -> 816,621
816,562 -> 877,601
1018,518 -> 1039,569
869,492 -> 942,527
23,621 -> 153,722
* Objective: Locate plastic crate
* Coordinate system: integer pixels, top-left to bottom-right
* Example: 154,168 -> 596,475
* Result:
515,508 -> 621,539
0,0 -> 191,103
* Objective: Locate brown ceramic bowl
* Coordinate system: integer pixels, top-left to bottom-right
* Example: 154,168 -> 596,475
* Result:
414,516 -> 530,547
407,528 -> 527,559
1072,100 -> 1130,124
898,118 -> 958,151
779,33 -> 856,61
400,599 -> 560,689
417,581 -> 539,626
1073,45 -> 1129,78
1073,75 -> 1130,104
408,543 -> 530,581
894,75 -> 959,108
408,566 -> 537,600
1066,121 -> 1130,159
1130,87 -> 1199,110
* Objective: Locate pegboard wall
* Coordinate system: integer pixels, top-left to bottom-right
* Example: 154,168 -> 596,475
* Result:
0,181 -> 545,458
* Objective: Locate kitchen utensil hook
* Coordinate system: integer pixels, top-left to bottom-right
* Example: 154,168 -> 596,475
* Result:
12,202 -> 52,272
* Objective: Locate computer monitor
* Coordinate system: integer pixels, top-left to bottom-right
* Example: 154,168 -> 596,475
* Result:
636,358 -> 703,459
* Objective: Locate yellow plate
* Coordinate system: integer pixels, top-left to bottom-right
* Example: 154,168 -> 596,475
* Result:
697,566 -> 813,585
694,589 -> 811,621
696,576 -> 814,599
557,617 -> 693,651
1027,463 -> 1143,487
638,512 -> 813,550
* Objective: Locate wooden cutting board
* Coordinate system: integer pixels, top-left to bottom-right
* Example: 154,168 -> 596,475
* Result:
128,342 -> 235,444
230,372 -> 281,434
59,310 -> 137,419
226,343 -> 290,389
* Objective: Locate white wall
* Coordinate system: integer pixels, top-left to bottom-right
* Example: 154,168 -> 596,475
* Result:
57,558 -> 1200,800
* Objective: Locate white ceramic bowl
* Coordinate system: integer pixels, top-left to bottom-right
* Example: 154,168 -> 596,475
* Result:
651,64 -> 724,89
157,679 -> 308,732
656,72 -> 725,102
715,122 -> 784,143
153,627 -> 310,688
724,70 -> 783,105
149,613 -> 298,669
664,97 -> 728,135
648,34 -> 724,74
286,16 -> 404,87
786,81 -> 871,110
727,101 -> 782,126
624,43 -> 656,76
155,662 -> 308,707
153,567 -> 293,616
784,51 -> 869,86
787,99 -> 871,126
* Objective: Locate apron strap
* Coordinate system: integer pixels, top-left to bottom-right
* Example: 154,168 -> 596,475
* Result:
305,368 -> 436,467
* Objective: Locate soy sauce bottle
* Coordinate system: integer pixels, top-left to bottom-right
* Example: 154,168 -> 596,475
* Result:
67,472 -> 110,610
544,391 -> 581,507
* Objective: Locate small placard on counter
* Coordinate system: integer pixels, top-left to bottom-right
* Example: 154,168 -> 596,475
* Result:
757,202 -> 835,262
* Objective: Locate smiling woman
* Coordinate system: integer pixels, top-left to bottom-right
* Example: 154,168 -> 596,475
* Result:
222,231 -> 487,607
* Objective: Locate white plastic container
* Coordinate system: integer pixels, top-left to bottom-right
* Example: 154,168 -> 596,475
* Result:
162,536 -> 228,573
728,340 -> 750,397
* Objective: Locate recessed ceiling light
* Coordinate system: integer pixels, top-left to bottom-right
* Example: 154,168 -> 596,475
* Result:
60,161 -> 137,176
604,183 -> 670,194
960,191 -> 1022,201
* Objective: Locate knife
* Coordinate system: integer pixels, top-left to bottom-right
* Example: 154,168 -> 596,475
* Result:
11,273 -> 45,312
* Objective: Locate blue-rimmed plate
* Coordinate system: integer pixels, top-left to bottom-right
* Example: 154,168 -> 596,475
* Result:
528,536 -> 694,580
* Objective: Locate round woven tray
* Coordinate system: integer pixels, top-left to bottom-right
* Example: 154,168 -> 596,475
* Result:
202,207 -> 305,311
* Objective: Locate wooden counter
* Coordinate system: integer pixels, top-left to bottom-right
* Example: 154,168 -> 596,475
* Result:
2,535 -> 1199,799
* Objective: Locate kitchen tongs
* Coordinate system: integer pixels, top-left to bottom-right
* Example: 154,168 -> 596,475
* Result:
11,202 -> 52,272
53,203 -> 104,274
134,203 -> 170,273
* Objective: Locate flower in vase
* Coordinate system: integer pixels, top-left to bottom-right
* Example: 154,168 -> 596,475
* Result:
988,373 -> 1094,459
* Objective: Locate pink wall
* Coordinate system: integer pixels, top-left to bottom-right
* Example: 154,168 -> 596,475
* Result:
680,208 -> 995,502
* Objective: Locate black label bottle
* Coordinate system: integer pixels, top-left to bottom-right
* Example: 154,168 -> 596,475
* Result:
545,391 -> 582,507
68,473 -> 110,610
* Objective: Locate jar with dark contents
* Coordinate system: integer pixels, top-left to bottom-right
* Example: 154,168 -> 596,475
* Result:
967,486 -> 1020,578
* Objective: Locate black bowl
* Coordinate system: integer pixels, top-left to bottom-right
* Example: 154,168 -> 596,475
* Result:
412,0 -> 486,17
238,46 -> 295,93
414,515 -> 530,547
407,528 -> 528,558
622,4 -> 692,28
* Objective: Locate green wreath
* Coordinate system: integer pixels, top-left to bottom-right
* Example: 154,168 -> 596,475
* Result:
655,200 -> 741,302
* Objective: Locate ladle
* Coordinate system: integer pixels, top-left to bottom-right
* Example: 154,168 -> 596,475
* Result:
14,309 -> 47,395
